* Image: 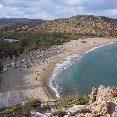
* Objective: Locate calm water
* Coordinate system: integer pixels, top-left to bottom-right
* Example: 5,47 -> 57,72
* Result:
50,42 -> 117,97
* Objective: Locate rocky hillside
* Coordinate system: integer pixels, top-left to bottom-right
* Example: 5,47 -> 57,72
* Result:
48,86 -> 117,117
29,15 -> 117,37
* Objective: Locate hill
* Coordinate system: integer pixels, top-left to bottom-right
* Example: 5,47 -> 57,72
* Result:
0,15 -> 117,58
29,15 -> 117,37
1,15 -> 117,38
0,18 -> 47,32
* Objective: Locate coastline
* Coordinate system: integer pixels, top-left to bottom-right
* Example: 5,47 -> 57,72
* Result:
43,38 -> 117,99
0,38 -> 117,107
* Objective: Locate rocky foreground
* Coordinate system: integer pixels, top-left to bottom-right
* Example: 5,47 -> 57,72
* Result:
32,86 -> 117,117
68,85 -> 117,117
88,85 -> 117,117
0,85 -> 117,117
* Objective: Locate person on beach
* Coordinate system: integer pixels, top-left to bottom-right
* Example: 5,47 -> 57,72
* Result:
36,77 -> 38,81
93,42 -> 96,44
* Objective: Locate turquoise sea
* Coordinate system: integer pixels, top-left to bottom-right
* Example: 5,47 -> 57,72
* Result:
49,42 -> 117,98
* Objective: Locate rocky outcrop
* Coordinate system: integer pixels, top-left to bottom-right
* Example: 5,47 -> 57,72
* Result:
63,86 -> 117,117
89,85 -> 117,116
31,86 -> 117,117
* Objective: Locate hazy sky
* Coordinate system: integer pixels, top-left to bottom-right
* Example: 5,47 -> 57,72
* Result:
0,0 -> 117,19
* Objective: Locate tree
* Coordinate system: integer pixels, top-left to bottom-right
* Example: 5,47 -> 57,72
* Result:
0,61 -> 3,72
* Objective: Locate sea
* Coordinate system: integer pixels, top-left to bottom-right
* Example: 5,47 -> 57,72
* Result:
49,42 -> 117,98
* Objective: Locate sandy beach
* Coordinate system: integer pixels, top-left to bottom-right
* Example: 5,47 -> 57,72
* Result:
0,37 -> 117,107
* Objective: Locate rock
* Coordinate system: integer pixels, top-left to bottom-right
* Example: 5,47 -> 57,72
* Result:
85,113 -> 93,117
112,112 -> 117,117
32,112 -> 47,117
107,114 -> 111,117
43,110 -> 51,116
75,113 -> 85,117
36,86 -> 117,117
89,85 -> 117,116
64,115 -> 70,117
90,87 -> 98,103
65,105 -> 90,115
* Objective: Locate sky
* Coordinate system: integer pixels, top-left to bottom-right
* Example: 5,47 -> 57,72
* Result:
0,0 -> 117,19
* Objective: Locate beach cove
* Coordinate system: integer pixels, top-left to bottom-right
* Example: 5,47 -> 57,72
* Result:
50,40 -> 117,98
0,38 -> 117,107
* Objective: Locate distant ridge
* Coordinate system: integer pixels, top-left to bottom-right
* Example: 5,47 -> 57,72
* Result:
0,18 -> 46,25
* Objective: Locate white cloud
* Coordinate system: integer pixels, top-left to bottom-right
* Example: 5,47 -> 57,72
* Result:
94,9 -> 117,18
0,0 -> 117,19
25,9 -> 54,19
105,9 -> 117,17
64,0 -> 104,6
66,0 -> 83,5
0,4 -> 3,8
54,5 -> 94,19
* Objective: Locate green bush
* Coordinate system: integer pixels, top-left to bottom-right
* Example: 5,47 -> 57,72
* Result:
41,105 -> 51,112
0,61 -> 3,72
0,104 -> 22,115
50,110 -> 66,117
55,95 -> 89,108
0,32 -> 68,58
25,98 -> 41,108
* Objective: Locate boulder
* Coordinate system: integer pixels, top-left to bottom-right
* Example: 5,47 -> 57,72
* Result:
65,105 -> 90,115
89,85 -> 117,116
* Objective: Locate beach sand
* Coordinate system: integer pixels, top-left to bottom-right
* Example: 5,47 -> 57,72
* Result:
0,37 -> 117,107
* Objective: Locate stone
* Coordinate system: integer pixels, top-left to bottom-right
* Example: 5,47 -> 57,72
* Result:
112,112 -> 117,117
85,113 -> 93,117
65,105 -> 86,115
32,112 -> 47,117
64,115 -> 70,117
89,86 -> 117,116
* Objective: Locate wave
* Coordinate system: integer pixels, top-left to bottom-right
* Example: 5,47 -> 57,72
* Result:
49,54 -> 83,98
49,41 -> 116,98
86,42 -> 115,54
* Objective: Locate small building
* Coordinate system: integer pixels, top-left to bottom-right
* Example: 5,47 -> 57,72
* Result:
81,40 -> 87,44
3,39 -> 19,43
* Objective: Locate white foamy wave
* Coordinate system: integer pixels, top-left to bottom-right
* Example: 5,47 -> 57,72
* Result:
85,42 -> 115,54
49,54 -> 82,98
49,41 -> 116,98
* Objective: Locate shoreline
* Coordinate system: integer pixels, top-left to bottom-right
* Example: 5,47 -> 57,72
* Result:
43,38 -> 117,99
0,38 -> 117,107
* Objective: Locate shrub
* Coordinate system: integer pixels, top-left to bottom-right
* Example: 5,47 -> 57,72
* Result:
55,95 -> 89,108
0,104 -> 22,115
50,110 -> 66,117
0,61 -> 3,72
25,98 -> 41,108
